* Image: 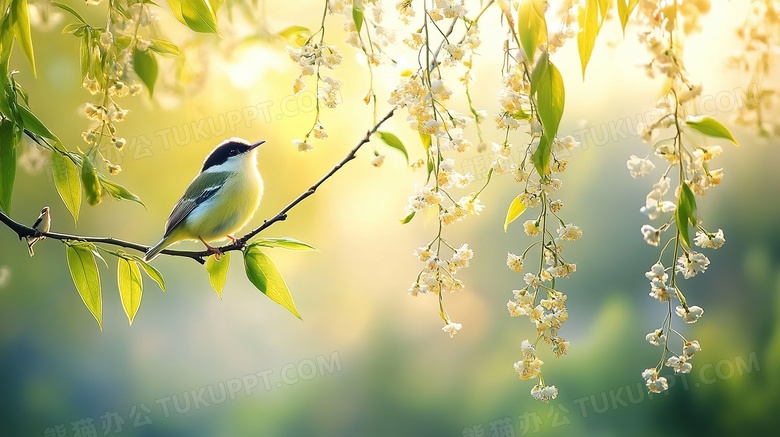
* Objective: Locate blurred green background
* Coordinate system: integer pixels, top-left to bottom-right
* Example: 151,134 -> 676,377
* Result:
1,2 -> 779,436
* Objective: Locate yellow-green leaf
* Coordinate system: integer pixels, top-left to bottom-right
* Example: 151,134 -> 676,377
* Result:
249,237 -> 317,251
205,252 -> 229,299
51,151 -> 81,223
243,246 -> 301,319
149,39 -> 182,57
597,0 -> 611,24
98,174 -> 145,208
0,120 -> 17,214
65,244 -> 102,329
352,2 -> 364,33
419,130 -> 431,152
124,254 -> 165,292
376,131 -> 408,164
166,0 -> 219,34
10,0 -> 36,77
133,48 -> 158,97
577,0 -> 599,77
685,116 -> 740,147
617,0 -> 639,33
278,26 -> 311,47
80,153 -> 103,206
118,258 -> 143,325
518,0 -> 547,60
400,211 -> 415,224
504,196 -> 527,232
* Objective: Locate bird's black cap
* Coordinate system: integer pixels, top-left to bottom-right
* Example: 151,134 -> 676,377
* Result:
201,139 -> 264,172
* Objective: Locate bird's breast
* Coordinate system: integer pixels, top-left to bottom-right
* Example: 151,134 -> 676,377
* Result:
186,170 -> 263,241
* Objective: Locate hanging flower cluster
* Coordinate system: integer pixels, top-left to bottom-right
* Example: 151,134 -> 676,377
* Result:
631,0 -> 736,394
71,0 -> 164,175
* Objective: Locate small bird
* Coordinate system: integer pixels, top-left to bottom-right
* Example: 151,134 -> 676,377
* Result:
27,206 -> 51,257
144,138 -> 265,262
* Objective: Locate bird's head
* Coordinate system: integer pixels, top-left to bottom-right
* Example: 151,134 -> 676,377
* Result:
200,138 -> 265,173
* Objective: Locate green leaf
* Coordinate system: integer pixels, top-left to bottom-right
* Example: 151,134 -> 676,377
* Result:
65,243 -> 103,329
52,1 -> 89,25
533,133 -> 553,176
80,153 -> 103,206
676,183 -> 697,248
278,25 -> 311,47
0,120 -> 17,214
517,0 -> 547,60
532,54 -> 565,146
617,0 -> 639,33
124,254 -> 165,292
577,0 -> 599,77
149,39 -> 182,56
118,258 -> 143,325
352,3 -> 364,33
400,211 -> 415,224
98,174 -> 145,208
249,237 -> 317,251
205,252 -> 229,299
376,131 -> 408,164
686,116 -> 740,147
62,23 -> 86,35
10,0 -> 36,76
79,33 -> 90,80
18,105 -> 58,141
166,0 -> 219,34
51,151 -> 81,222
504,196 -> 527,232
243,246 -> 301,319
133,48 -> 158,97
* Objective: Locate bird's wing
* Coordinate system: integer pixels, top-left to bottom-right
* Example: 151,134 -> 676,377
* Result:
31,216 -> 43,230
163,171 -> 229,238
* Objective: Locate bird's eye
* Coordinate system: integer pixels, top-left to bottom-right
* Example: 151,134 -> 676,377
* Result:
229,149 -> 238,156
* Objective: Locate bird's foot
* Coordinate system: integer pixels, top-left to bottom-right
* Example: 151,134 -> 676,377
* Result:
227,235 -> 237,244
199,238 -> 223,260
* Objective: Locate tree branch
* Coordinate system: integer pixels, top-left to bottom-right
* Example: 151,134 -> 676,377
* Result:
0,108 -> 396,265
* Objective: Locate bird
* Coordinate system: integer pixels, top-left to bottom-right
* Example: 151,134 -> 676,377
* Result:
143,138 -> 265,262
27,206 -> 51,256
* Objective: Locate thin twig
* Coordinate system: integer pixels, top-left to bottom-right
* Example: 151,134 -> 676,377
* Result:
1,109 -> 396,264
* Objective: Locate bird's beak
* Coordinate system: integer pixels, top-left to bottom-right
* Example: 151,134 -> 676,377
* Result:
249,140 -> 266,150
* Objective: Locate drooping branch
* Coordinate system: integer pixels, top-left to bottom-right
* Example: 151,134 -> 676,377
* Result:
0,108 -> 396,264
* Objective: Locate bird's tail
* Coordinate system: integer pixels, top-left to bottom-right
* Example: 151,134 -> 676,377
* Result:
144,235 -> 174,262
26,237 -> 35,257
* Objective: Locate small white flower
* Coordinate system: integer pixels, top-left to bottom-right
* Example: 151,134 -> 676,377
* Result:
530,384 -> 558,403
506,253 -> 524,273
666,356 -> 692,373
676,252 -> 710,278
646,374 -> 668,393
521,339 -> 536,356
370,154 -> 386,167
683,340 -> 701,358
523,220 -> 540,236
627,155 -> 656,178
442,322 -> 463,338
641,224 -> 661,246
675,305 -> 704,323
645,329 -> 666,346
557,223 -> 582,241
694,229 -> 725,249
292,139 -> 313,152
